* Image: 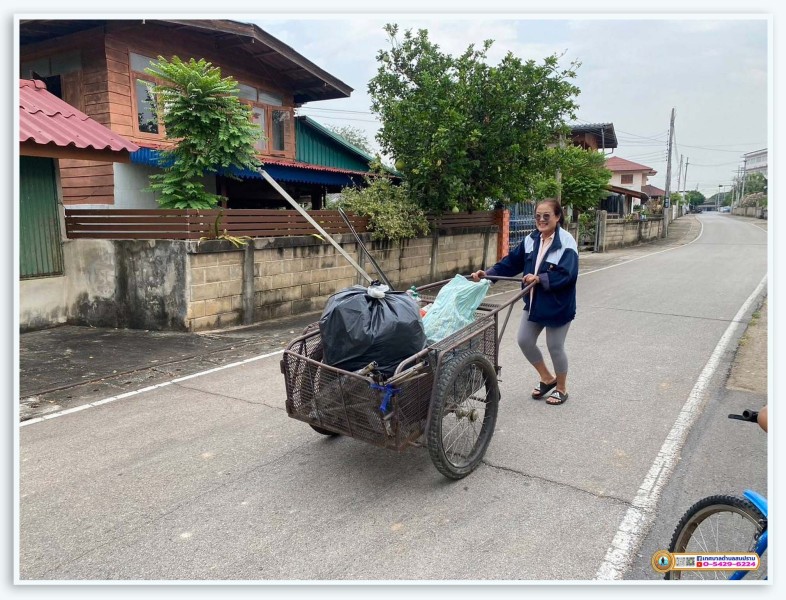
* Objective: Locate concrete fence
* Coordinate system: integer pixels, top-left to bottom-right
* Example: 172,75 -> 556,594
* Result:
594,211 -> 664,252
732,206 -> 765,218
20,227 -> 497,332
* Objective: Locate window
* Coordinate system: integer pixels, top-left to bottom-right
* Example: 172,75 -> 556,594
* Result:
621,174 -> 634,185
130,52 -> 164,137
251,107 -> 266,152
236,83 -> 290,155
272,110 -> 291,153
21,51 -> 81,79
135,79 -> 160,134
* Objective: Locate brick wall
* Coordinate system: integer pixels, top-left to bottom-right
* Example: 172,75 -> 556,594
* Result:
185,228 -> 497,331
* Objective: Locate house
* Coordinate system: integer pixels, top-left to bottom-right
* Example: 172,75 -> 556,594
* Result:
19,19 -> 366,212
19,78 -> 139,329
743,148 -> 767,178
569,122 -> 618,153
641,184 -> 665,203
603,156 -> 656,215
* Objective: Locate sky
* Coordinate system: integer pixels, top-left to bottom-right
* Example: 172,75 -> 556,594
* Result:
255,16 -> 768,200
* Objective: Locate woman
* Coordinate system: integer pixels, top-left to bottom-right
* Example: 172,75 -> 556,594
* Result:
471,199 -> 578,405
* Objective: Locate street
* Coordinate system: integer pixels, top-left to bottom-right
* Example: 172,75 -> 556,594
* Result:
18,213 -> 768,581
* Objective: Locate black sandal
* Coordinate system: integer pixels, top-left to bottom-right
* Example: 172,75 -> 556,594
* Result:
546,390 -> 569,405
532,379 -> 558,400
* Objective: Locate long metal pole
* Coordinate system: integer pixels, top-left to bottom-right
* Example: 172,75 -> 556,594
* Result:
258,168 -> 374,283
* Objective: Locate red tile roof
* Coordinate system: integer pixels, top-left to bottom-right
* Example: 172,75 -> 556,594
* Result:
19,79 -> 139,153
606,156 -> 657,175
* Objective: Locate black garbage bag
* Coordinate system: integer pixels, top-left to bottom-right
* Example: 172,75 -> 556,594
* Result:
319,285 -> 426,377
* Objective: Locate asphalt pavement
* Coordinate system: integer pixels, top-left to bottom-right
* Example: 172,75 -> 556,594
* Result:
19,213 -> 709,422
18,212 -> 769,582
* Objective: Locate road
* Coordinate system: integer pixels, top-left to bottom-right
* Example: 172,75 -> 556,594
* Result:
18,213 -> 768,582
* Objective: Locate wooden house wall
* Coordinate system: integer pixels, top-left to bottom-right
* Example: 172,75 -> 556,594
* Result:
21,30 -> 116,205
21,22 -> 301,206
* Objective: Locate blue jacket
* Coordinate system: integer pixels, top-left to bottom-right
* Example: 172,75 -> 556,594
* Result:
486,226 -> 578,327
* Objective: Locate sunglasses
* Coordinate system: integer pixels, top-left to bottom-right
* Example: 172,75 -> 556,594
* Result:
535,213 -> 554,222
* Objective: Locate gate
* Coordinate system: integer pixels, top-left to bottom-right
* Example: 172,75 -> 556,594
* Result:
20,156 -> 64,278
508,200 -> 535,251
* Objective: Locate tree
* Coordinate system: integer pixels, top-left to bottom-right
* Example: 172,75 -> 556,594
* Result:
684,190 -> 705,207
327,125 -> 375,155
337,171 -> 430,241
743,172 -> 767,196
368,24 -> 580,213
532,145 -> 611,214
145,56 -> 262,209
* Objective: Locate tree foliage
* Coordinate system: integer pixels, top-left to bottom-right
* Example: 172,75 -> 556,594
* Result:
145,56 -> 262,209
337,173 -> 430,241
743,172 -> 767,196
532,145 -> 611,213
368,24 -> 581,213
327,124 -> 375,155
684,190 -> 706,207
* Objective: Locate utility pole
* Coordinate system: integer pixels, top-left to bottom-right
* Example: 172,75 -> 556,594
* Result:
740,157 -> 748,205
676,155 -> 683,194
683,157 -> 689,197
663,108 -> 676,237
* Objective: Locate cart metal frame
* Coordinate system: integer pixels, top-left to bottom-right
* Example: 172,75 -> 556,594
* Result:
281,276 -> 532,479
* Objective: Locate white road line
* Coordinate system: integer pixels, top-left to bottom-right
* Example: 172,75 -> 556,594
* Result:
594,274 -> 768,580
20,350 -> 284,427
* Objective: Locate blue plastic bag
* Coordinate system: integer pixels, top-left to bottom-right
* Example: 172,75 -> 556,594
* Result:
422,274 -> 491,344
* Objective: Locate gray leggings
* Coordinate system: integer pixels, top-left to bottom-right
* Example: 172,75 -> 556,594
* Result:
516,311 -> 571,374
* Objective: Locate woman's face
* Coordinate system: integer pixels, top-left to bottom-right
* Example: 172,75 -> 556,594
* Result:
535,202 -> 558,236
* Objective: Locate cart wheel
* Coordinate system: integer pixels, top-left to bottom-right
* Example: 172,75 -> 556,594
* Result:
309,424 -> 340,437
427,350 -> 499,479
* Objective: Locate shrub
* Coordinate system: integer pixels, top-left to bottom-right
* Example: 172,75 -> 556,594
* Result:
337,177 -> 430,241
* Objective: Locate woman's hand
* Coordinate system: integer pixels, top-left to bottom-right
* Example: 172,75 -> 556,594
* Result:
523,273 -> 540,285
470,270 -> 487,282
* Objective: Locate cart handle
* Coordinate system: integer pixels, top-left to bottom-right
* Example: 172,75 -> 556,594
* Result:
415,275 -> 526,294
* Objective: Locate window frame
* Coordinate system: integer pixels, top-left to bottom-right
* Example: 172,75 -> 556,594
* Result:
238,84 -> 292,158
620,173 -> 634,185
129,52 -> 166,140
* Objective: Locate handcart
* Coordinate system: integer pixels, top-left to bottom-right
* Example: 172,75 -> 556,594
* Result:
280,276 -> 533,479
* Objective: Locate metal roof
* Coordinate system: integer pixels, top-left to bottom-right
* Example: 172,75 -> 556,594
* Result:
130,147 -> 369,187
569,122 -> 618,149
607,184 -> 649,201
19,79 -> 139,153
642,184 -> 665,197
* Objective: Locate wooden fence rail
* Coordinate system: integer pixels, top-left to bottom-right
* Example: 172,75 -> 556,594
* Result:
64,209 -> 497,240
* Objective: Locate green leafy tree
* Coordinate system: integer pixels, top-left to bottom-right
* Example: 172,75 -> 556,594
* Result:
684,190 -> 705,207
532,145 -> 611,213
743,172 -> 767,196
337,171 -> 429,241
368,24 -> 580,213
327,125 -> 375,155
145,56 -> 262,209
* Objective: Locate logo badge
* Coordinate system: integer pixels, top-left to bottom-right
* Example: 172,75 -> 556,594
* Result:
651,550 -> 673,574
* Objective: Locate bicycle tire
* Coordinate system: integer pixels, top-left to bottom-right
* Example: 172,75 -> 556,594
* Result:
665,494 -> 767,580
427,350 -> 499,480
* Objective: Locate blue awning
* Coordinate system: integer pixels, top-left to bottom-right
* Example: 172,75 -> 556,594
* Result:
130,148 -> 362,187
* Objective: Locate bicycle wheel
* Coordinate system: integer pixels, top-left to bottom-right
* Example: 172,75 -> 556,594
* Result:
665,495 -> 767,580
427,350 -> 499,480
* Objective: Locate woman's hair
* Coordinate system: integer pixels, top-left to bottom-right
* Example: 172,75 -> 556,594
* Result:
537,198 -> 565,226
